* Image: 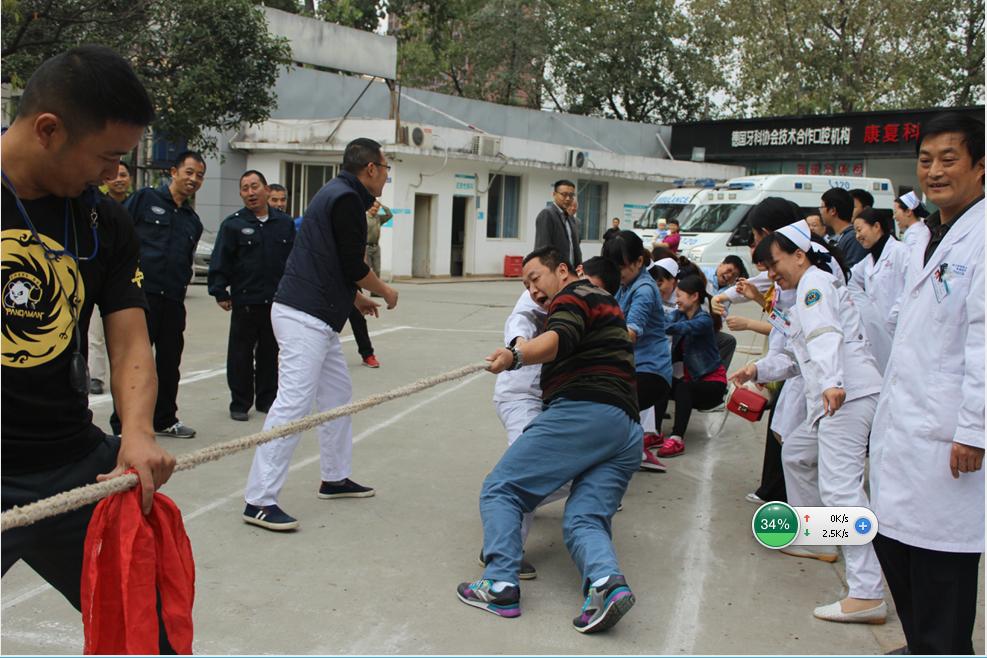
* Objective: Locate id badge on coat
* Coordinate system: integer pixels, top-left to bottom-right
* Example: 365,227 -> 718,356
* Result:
932,263 -> 951,303
768,307 -> 792,336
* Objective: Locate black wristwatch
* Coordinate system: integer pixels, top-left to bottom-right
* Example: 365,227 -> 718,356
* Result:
507,344 -> 523,370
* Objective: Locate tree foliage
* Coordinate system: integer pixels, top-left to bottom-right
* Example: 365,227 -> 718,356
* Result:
389,0 -> 549,108
385,0 -> 984,122
545,0 -> 722,122
696,0 -> 985,116
315,0 -> 383,32
2,0 -> 292,154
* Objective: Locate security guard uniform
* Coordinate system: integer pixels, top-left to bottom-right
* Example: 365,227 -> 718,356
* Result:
111,184 -> 202,434
208,206 -> 295,414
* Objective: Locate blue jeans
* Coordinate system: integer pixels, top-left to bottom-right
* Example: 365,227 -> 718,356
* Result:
480,398 -> 642,587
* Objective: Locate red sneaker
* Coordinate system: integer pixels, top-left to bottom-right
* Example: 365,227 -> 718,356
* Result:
643,432 -> 665,451
362,355 -> 380,368
657,437 -> 684,458
640,449 -> 667,473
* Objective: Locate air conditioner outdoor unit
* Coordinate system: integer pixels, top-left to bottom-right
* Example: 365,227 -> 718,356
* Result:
399,124 -> 433,149
566,148 -> 589,168
470,135 -> 501,157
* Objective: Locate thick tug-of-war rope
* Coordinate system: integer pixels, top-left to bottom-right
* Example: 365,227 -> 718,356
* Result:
1,362 -> 488,533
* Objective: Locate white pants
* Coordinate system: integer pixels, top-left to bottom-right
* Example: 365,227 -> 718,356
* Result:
640,406 -> 656,434
782,394 -> 884,600
245,303 -> 354,507
88,317 -> 108,382
494,399 -> 570,543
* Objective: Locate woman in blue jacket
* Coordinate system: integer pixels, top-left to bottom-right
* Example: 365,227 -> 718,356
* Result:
659,274 -> 728,457
603,231 -> 673,472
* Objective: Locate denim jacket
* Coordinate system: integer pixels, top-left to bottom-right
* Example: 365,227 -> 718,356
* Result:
615,267 -> 672,383
666,307 -> 722,379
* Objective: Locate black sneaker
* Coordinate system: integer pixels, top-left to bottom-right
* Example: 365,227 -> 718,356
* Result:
230,411 -> 249,421
156,421 -> 196,438
242,504 -> 299,531
456,579 -> 521,618
317,478 -> 375,499
89,378 -> 104,395
478,550 -> 537,580
572,575 -> 635,633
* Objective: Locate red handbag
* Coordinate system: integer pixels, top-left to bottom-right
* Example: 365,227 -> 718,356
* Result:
727,385 -> 769,422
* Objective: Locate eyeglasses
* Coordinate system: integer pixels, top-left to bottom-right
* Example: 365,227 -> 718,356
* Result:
371,162 -> 392,171
557,192 -> 576,198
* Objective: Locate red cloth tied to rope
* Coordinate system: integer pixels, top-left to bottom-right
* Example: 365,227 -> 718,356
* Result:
81,475 -> 195,654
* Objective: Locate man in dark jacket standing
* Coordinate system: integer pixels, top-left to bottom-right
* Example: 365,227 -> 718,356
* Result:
112,151 -> 206,438
242,138 -> 399,531
534,179 -> 581,267
209,170 -> 295,421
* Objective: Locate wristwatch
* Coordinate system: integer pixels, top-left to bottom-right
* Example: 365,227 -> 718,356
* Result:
507,344 -> 524,371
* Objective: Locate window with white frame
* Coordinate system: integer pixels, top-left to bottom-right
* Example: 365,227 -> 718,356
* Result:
283,162 -> 337,218
486,173 -> 521,239
576,179 -> 608,242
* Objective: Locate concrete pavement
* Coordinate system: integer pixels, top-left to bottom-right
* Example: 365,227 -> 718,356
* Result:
2,280 -> 983,654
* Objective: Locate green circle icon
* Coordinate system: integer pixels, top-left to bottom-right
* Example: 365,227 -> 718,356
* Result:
752,502 -> 800,549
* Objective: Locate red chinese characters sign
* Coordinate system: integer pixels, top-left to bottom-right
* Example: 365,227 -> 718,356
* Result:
864,122 -> 920,145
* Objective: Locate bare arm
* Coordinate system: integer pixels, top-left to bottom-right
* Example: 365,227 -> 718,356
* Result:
486,331 -> 561,373
100,308 -> 176,513
355,270 -> 398,309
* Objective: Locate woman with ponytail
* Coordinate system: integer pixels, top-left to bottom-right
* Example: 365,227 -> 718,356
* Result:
848,207 -> 909,373
602,230 -> 673,473
731,221 -> 887,625
657,274 -> 728,457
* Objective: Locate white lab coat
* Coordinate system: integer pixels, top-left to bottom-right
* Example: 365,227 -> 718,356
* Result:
754,266 -> 883,425
870,199 -> 985,553
847,238 -> 909,373
901,220 -> 931,250
493,291 -> 545,403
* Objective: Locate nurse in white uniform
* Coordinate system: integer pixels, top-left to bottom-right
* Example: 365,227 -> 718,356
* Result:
870,113 -> 984,655
846,208 -> 909,373
731,220 -> 887,624
892,190 -> 931,249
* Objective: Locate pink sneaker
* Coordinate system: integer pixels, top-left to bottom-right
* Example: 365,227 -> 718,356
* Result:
362,355 -> 380,368
657,437 -> 684,458
643,432 -> 665,451
640,449 -> 667,472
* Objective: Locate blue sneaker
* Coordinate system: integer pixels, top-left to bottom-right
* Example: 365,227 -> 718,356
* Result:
242,503 -> 299,531
572,575 -> 635,633
456,579 -> 520,618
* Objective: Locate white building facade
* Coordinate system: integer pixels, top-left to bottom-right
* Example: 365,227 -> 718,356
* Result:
195,9 -> 744,278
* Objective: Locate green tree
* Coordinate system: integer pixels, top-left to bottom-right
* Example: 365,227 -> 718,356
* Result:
545,0 -> 722,122
388,0 -> 549,108
315,0 -> 382,32
2,0 -> 292,154
698,0 -> 986,116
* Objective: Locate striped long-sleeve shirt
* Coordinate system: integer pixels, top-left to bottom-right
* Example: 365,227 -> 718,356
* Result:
541,280 -> 639,422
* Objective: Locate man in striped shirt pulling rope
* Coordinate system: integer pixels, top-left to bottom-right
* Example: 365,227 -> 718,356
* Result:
456,246 -> 641,634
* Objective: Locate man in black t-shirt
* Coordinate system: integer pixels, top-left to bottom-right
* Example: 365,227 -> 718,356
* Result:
0,46 -> 175,649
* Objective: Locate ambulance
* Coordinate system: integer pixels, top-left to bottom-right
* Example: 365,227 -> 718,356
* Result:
631,180 -> 716,246
676,174 -> 896,271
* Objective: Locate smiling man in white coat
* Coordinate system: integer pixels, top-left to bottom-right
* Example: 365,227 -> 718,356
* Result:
869,112 -> 984,655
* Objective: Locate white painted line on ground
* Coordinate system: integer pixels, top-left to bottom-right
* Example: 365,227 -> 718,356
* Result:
86,326 -> 413,407
658,438 -> 719,654
3,370 -> 487,609
181,370 -> 485,523
1,583 -> 54,610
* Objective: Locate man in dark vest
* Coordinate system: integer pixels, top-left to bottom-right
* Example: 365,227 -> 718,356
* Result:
534,179 -> 582,267
241,138 -> 399,531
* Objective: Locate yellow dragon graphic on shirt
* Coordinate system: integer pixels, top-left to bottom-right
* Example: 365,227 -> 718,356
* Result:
1,229 -> 84,367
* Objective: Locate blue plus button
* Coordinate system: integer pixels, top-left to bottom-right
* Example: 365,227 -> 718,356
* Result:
854,517 -> 872,535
